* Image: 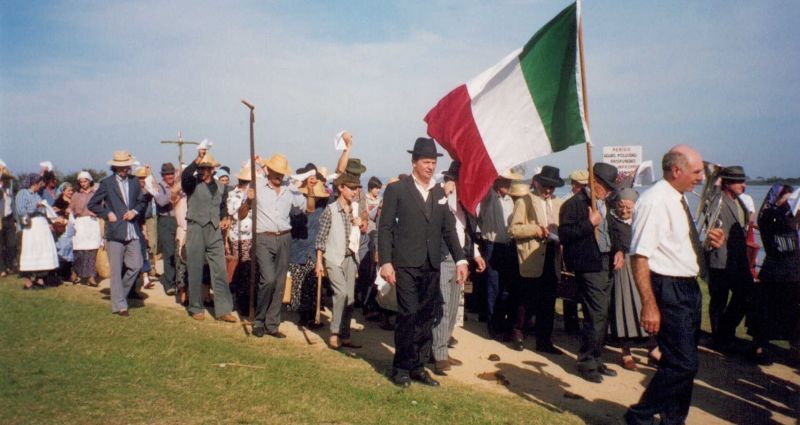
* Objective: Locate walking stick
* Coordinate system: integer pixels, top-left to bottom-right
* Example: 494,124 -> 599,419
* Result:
314,274 -> 322,325
242,100 -> 258,327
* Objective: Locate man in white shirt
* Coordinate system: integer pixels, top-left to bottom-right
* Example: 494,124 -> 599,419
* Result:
625,145 -> 724,425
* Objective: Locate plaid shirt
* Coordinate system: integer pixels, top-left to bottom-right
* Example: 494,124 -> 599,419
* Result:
315,201 -> 352,252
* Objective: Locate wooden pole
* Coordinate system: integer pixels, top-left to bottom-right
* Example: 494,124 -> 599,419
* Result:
314,274 -> 322,325
577,1 -> 597,211
242,100 -> 258,325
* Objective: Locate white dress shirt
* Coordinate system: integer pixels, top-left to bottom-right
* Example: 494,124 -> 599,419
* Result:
630,179 -> 698,277
412,174 -> 437,201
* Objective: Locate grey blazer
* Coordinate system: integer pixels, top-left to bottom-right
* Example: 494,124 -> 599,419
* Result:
706,194 -> 749,271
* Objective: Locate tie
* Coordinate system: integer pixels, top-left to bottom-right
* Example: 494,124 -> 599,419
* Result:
681,196 -> 707,279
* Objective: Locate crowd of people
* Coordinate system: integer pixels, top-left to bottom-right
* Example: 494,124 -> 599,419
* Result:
0,137 -> 798,424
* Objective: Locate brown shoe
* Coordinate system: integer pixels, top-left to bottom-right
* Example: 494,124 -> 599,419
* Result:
434,360 -> 451,374
447,356 -> 463,366
192,313 -> 205,321
329,335 -> 341,350
217,313 -> 238,323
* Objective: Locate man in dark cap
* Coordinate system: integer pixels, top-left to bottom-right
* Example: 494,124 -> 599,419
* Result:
559,162 -> 620,383
379,138 -> 467,388
154,162 -> 180,296
705,166 -> 760,359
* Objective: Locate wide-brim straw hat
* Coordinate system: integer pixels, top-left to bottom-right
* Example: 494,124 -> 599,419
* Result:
262,154 -> 291,176
508,182 -> 531,198
498,169 -> 524,181
197,154 -> 221,168
108,151 -> 136,167
299,180 -> 329,197
132,167 -> 150,178
0,167 -> 14,180
235,166 -> 253,181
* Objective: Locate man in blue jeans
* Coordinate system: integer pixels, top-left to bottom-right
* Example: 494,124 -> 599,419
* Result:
625,145 -> 724,425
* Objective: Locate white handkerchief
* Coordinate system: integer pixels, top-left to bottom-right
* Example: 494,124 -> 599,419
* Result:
334,131 -> 347,151
348,201 -> 360,254
437,196 -> 447,205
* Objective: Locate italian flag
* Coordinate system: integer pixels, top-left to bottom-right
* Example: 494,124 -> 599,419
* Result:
425,1 -> 589,214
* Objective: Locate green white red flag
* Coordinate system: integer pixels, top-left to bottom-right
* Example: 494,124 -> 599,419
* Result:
425,1 -> 589,214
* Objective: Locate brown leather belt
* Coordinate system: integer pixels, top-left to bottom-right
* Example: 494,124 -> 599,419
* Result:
258,230 -> 291,237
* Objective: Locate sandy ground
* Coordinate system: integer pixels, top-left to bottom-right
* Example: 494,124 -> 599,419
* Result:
88,268 -> 797,425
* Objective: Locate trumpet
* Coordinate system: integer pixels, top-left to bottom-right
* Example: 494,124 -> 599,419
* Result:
691,161 -> 723,249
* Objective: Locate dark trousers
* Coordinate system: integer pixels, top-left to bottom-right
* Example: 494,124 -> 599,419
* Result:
157,216 -> 177,291
508,245 -> 558,344
708,267 -> 752,345
577,254 -> 612,372
0,215 -> 17,272
626,274 -> 701,425
254,233 -> 291,331
484,241 -> 517,335
392,261 -> 442,376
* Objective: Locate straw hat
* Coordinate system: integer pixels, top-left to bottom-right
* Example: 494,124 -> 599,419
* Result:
569,169 -> 589,185
299,180 -> 328,198
233,165 -> 251,181
261,154 -> 291,176
107,151 -> 136,167
508,182 -> 531,198
316,166 -> 330,182
197,154 -> 221,168
133,167 -> 150,178
498,169 -> 524,181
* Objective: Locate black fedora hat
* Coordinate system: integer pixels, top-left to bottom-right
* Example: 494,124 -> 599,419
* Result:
160,162 -> 176,175
407,137 -> 443,158
593,162 -> 619,190
442,161 -> 461,181
720,165 -> 746,182
533,165 -> 565,188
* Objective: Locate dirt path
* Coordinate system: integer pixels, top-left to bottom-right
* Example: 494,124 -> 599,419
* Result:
98,272 -> 797,425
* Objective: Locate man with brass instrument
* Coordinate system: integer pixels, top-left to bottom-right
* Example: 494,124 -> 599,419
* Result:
706,166 -> 758,358
625,145 -> 724,425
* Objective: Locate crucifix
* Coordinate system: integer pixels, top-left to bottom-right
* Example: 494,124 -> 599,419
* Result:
160,131 -> 199,168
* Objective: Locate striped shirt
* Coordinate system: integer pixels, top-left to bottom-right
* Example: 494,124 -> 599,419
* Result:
15,189 -> 43,218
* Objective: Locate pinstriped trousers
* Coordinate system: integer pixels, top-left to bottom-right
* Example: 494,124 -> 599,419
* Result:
432,258 -> 459,362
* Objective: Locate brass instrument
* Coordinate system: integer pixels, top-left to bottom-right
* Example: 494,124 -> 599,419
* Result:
692,161 -> 724,249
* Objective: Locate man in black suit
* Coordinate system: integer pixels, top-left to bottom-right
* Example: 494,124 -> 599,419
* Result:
378,138 -> 467,388
88,151 -> 148,316
559,162 -> 619,383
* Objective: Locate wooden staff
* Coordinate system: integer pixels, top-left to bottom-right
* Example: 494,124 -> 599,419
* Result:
314,274 -> 322,325
242,100 -> 258,325
577,1 -> 596,211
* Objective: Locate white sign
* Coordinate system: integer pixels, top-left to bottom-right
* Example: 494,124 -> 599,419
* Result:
602,145 -> 642,178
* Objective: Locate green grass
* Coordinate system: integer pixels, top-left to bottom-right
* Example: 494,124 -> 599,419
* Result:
0,277 -> 580,425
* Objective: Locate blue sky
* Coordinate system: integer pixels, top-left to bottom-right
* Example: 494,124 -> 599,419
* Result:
1,1 -> 798,180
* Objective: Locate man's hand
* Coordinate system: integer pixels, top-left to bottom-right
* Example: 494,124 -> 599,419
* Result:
641,300 -> 661,335
380,263 -> 396,286
122,210 -> 137,221
540,225 -> 550,240
220,217 -> 231,231
196,150 -> 205,163
456,263 -> 469,285
613,251 -> 625,271
589,207 -> 602,227
706,228 -> 725,249
342,132 -> 353,150
106,212 -> 117,223
315,261 -> 325,278
474,256 -> 487,273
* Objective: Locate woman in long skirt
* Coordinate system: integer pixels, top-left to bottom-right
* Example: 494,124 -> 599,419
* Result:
226,166 -> 254,316
608,188 -> 658,370
52,182 -> 75,282
70,172 -> 101,286
15,174 -> 58,289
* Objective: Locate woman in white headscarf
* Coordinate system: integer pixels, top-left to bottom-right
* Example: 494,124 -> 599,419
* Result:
15,174 -> 58,289
70,171 -> 102,286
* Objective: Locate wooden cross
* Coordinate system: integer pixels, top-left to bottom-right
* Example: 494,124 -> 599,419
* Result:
160,131 -> 199,168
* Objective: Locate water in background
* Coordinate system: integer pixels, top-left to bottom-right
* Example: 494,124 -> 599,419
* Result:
554,184 -> 776,272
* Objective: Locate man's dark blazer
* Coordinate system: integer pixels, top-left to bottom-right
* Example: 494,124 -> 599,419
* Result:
378,175 -> 465,269
88,174 -> 148,243
559,189 -> 603,273
706,194 -> 750,271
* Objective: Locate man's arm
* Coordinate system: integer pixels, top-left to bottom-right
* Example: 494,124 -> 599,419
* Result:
87,181 -> 110,219
631,255 -> 660,335
154,182 -> 172,207
180,162 -> 199,196
508,196 -> 545,239
558,197 -> 594,245
377,183 -> 398,266
334,132 -> 352,174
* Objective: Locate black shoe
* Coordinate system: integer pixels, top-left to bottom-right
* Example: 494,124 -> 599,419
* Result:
392,374 -> 411,388
410,370 -> 440,387
512,339 -> 524,352
749,349 -> 773,366
598,364 -> 618,377
579,370 -> 603,383
536,343 -> 564,355
266,331 -> 287,339
252,326 -> 266,338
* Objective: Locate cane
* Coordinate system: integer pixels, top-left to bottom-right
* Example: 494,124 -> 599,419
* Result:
242,100 -> 257,329
314,274 -> 322,325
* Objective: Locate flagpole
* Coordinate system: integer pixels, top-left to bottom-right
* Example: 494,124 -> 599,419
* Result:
577,0 -> 596,212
